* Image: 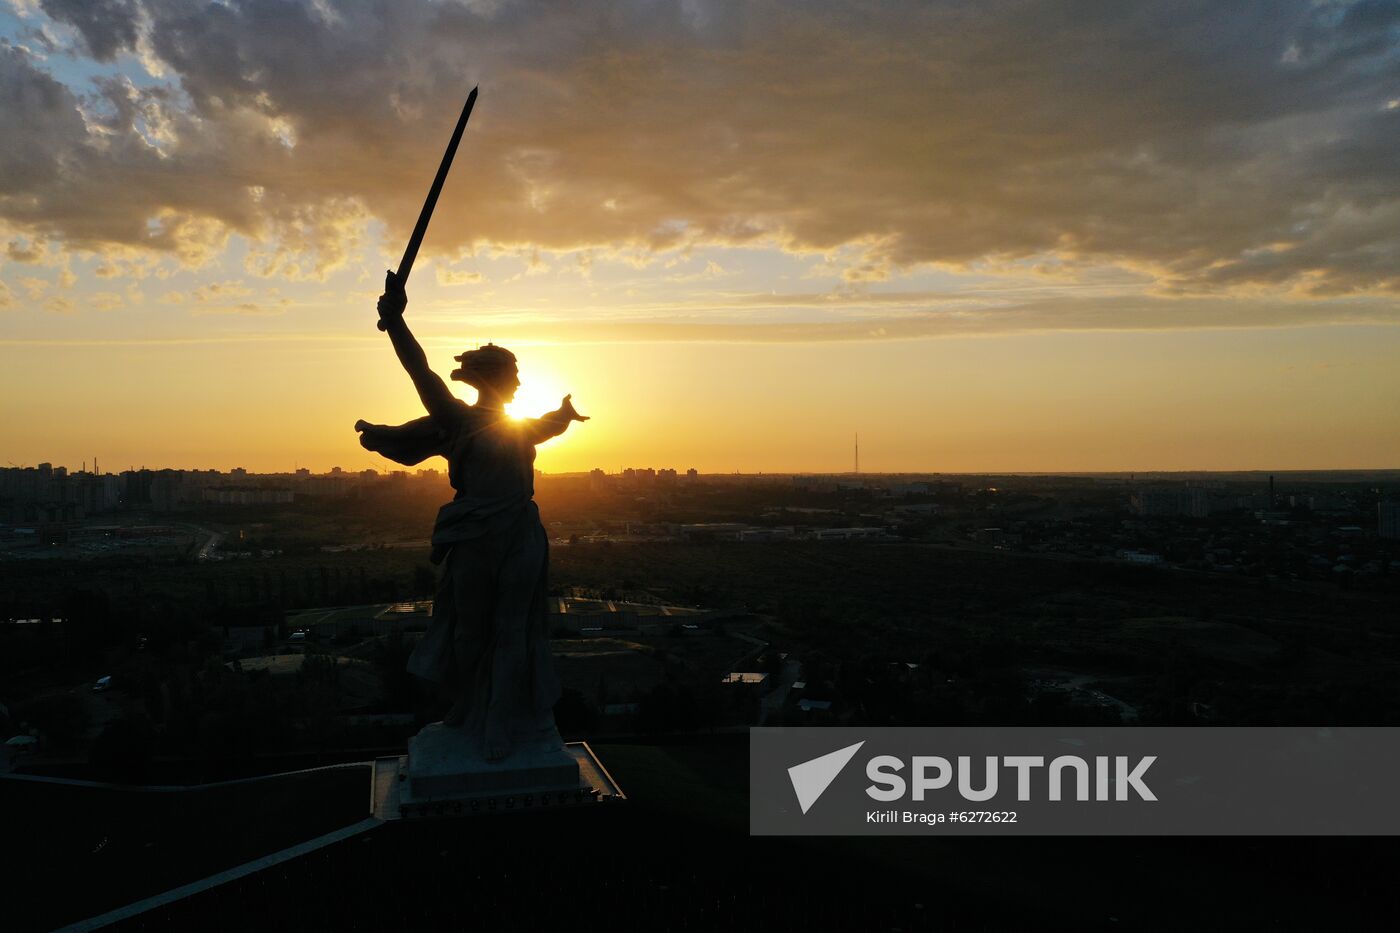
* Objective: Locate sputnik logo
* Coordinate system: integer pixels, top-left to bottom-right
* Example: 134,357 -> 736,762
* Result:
787,741 -> 865,814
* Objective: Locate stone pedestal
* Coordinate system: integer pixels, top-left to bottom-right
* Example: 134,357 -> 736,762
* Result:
375,739 -> 625,821
403,722 -> 581,805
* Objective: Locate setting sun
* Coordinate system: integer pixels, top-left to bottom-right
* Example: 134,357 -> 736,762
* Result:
504,374 -> 565,422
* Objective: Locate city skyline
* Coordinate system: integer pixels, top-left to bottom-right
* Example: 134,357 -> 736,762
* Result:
7,457 -> 1400,481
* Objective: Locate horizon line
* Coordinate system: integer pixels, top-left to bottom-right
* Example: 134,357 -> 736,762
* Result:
8,463 -> 1400,478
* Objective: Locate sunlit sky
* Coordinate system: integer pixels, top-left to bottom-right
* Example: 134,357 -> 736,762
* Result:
2,0 -> 1398,474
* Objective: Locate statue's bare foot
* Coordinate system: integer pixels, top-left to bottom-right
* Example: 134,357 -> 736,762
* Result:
484,718 -> 510,761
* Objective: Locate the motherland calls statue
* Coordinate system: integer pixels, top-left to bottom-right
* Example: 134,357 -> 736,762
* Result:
355,272 -> 588,763
350,89 -> 589,806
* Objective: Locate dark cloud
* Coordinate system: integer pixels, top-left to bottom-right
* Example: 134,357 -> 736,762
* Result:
39,0 -> 140,62
0,44 -> 89,195
3,0 -> 1400,296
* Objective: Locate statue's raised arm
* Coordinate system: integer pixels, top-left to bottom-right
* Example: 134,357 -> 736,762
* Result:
375,270 -> 457,423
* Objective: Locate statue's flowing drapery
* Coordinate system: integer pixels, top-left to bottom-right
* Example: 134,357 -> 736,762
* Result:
357,402 -> 565,745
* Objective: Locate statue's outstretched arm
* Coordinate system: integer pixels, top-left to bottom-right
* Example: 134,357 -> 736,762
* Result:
377,272 -> 455,422
525,393 -> 590,444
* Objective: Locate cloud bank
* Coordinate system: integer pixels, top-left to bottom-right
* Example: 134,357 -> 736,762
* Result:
4,0 -> 1400,295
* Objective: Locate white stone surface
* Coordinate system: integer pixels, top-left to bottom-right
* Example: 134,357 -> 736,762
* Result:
406,721 -> 581,801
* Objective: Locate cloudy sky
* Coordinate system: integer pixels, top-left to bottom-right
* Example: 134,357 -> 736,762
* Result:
2,0 -> 1398,473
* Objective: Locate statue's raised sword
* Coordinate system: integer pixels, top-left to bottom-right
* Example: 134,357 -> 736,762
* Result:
378,85 -> 479,331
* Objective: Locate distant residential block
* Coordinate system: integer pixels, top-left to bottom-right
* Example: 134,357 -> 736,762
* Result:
1380,501 -> 1400,540
1131,486 -> 1210,518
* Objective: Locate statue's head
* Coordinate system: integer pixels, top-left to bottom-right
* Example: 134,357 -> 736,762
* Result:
451,343 -> 519,404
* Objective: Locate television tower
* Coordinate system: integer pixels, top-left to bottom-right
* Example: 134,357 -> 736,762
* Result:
854,432 -> 859,474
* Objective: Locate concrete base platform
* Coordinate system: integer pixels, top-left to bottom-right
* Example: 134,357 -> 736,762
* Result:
375,741 -> 625,821
407,722 -> 580,801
